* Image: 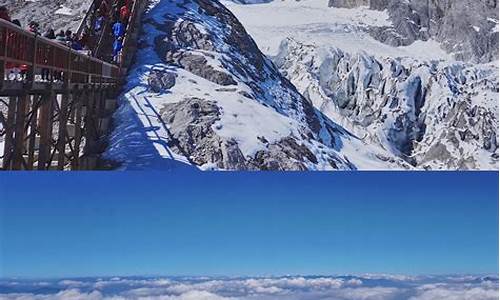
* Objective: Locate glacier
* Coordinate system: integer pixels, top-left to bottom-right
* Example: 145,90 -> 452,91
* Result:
223,0 -> 499,170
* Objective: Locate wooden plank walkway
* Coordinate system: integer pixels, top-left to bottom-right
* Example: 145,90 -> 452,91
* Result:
0,0 -> 143,170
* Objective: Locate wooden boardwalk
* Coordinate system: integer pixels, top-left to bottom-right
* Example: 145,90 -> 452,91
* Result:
0,0 -> 142,170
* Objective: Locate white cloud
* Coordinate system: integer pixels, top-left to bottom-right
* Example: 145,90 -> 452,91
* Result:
0,289 -> 104,300
409,286 -> 499,300
58,280 -> 88,287
0,275 -> 497,300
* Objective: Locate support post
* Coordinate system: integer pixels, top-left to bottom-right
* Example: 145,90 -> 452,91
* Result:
57,91 -> 70,169
2,96 -> 17,170
11,94 -> 28,170
71,90 -> 84,170
26,94 -> 40,170
37,92 -> 54,170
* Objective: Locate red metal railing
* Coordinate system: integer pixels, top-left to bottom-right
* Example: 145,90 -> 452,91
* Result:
0,17 -> 122,89
119,0 -> 140,67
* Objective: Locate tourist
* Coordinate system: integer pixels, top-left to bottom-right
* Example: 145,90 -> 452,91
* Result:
0,6 -> 11,22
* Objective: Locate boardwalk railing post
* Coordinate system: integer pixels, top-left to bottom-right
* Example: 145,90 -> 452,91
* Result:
57,91 -> 70,170
12,93 -> 28,170
26,94 -> 41,170
2,96 -> 17,170
0,24 -> 5,90
37,91 -> 54,170
71,90 -> 84,170
81,87 -> 97,169
26,32 -> 38,90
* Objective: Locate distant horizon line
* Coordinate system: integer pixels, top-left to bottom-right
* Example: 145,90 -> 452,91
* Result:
2,272 -> 498,281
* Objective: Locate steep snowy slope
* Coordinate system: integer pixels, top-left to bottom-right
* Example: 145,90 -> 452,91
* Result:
105,0 -> 409,170
224,0 -> 499,170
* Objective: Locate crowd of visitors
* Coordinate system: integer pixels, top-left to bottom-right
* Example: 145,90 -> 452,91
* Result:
92,0 -> 133,62
0,0 -> 134,81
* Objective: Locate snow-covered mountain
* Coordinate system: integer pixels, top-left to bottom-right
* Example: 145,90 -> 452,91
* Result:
104,0 -> 410,170
223,0 -> 499,170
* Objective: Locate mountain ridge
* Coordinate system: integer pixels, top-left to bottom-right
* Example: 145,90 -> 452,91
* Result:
104,0 -> 410,170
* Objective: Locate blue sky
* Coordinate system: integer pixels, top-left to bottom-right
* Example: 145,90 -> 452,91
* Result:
0,172 -> 498,278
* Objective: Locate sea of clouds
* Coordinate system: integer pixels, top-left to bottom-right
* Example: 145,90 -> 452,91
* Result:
0,275 -> 498,300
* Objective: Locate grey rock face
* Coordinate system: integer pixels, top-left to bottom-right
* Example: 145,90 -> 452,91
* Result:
275,39 -> 499,169
159,98 -> 327,170
147,69 -> 177,93
329,0 -> 370,7
0,0 -> 91,32
329,0 -> 499,63
166,52 -> 238,86
159,98 -> 247,170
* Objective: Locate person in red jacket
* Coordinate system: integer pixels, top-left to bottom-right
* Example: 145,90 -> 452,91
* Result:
0,6 -> 11,22
119,5 -> 129,24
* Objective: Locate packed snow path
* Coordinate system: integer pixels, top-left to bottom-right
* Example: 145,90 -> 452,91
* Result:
105,89 -> 195,171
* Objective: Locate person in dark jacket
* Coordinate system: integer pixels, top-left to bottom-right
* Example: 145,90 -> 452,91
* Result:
71,34 -> 83,50
44,29 -> 56,39
42,29 -> 56,80
27,21 -> 40,34
56,30 -> 66,43
65,30 -> 73,41
95,15 -> 105,34
0,6 -> 11,22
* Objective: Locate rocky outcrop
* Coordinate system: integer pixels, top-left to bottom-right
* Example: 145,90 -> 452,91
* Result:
159,98 -> 325,170
329,0 -> 499,63
159,98 -> 249,170
1,0 -> 91,32
275,38 -> 499,169
148,69 -> 177,93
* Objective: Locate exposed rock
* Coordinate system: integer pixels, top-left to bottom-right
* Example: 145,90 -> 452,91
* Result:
166,52 -> 238,86
159,98 -> 323,170
329,0 -> 499,63
160,98 -> 248,170
1,0 -> 91,33
148,69 -> 177,93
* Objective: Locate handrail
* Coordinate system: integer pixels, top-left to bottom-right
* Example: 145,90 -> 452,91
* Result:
0,0 -> 142,89
119,0 -> 140,68
75,0 -> 101,37
94,13 -> 112,60
0,17 -> 121,87
0,0 -> 144,170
